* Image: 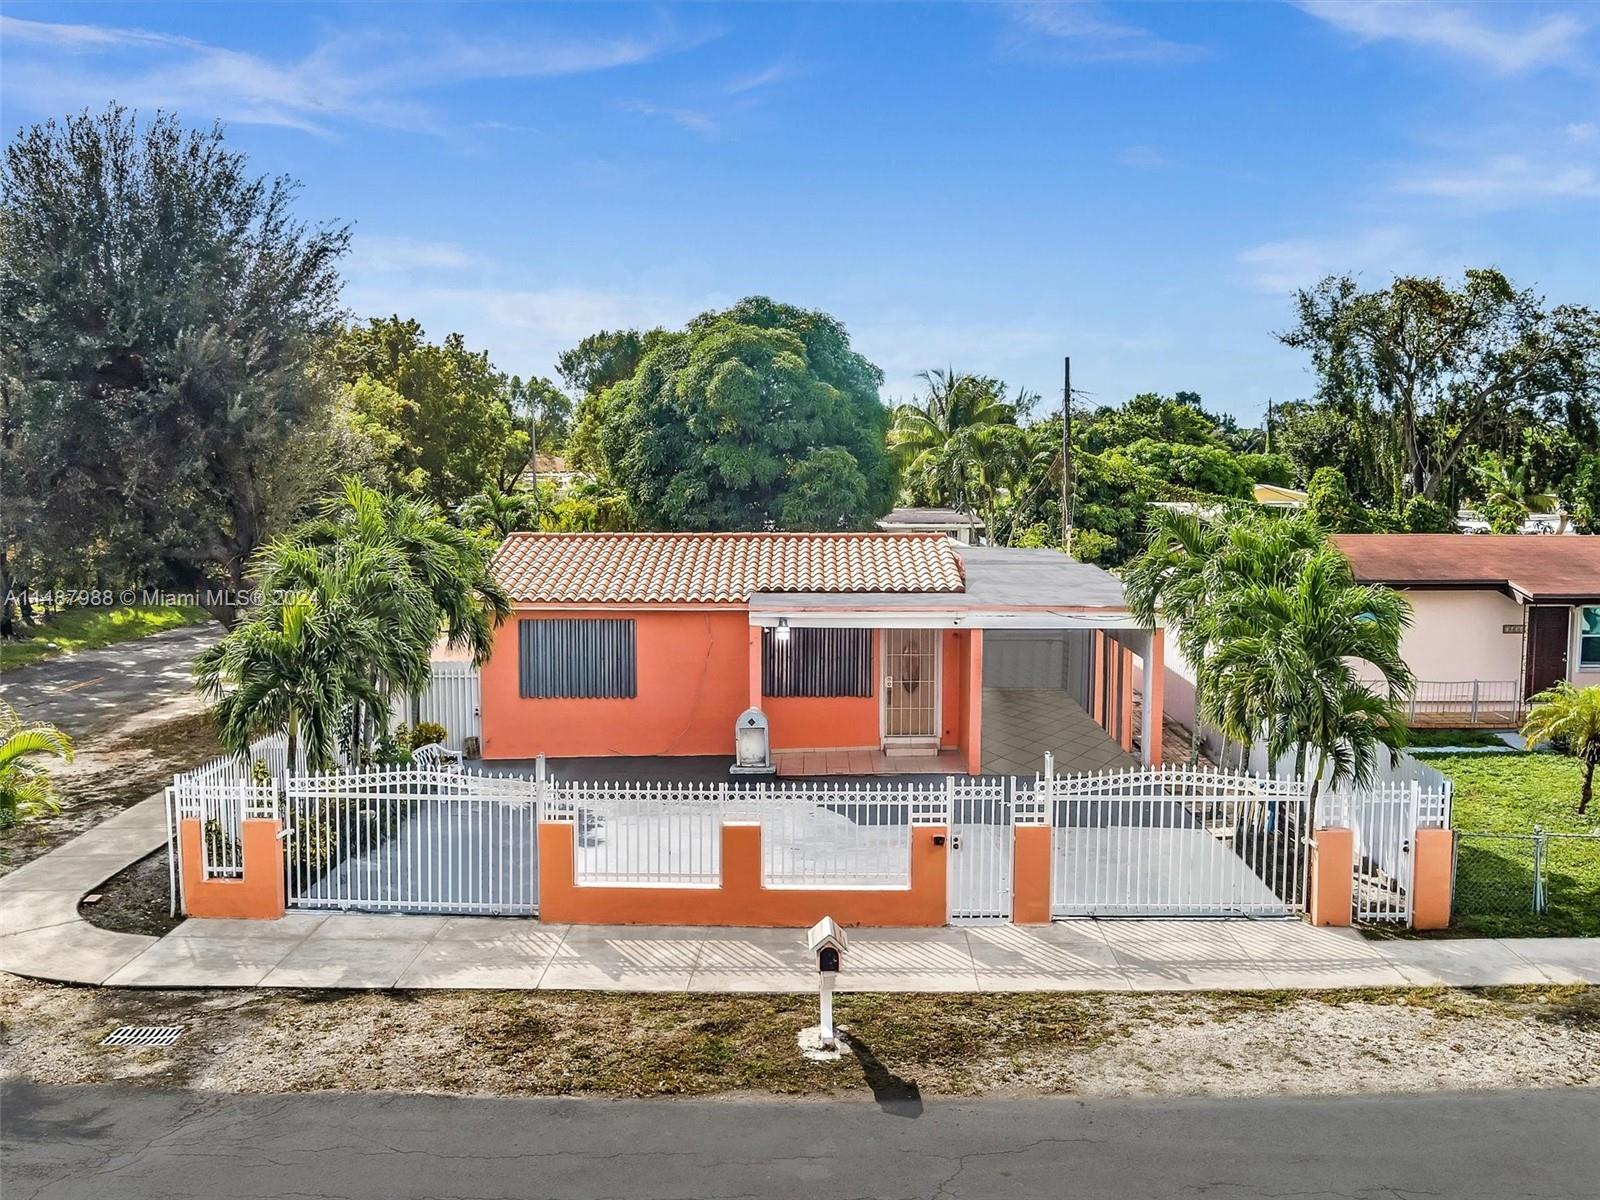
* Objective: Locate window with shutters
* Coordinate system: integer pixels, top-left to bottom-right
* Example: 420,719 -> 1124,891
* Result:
762,627 -> 873,698
519,618 -> 636,698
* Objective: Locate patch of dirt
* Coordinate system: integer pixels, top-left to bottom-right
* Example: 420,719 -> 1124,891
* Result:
0,705 -> 220,877
1,975 -> 1594,1100
79,851 -> 181,937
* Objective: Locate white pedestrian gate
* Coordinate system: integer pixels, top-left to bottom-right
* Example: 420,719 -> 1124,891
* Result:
1332,782 -> 1447,924
948,779 -> 1013,923
1047,767 -> 1311,917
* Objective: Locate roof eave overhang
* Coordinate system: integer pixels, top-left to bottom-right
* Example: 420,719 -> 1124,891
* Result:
747,606 -> 1151,630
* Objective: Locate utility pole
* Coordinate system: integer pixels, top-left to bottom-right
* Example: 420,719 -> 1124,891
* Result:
1061,356 -> 1074,552
1264,396 -> 1274,456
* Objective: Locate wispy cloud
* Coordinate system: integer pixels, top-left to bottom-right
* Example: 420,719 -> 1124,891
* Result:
1398,153 -> 1600,208
619,100 -> 719,136
347,235 -> 480,274
1001,1 -> 1207,64
726,61 -> 800,95
1294,1 -> 1590,75
1236,227 -> 1434,293
1116,145 -> 1170,169
0,13 -> 718,136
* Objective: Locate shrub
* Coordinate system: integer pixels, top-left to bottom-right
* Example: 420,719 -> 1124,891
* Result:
410,721 -> 448,750
1067,528 -> 1117,564
1402,495 -> 1455,533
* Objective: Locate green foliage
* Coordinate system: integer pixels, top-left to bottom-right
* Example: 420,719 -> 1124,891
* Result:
1470,450 -> 1558,534
589,298 -> 893,530
778,448 -> 873,530
1111,438 -> 1251,499
1066,528 -> 1116,564
539,480 -> 637,532
1400,496 -> 1455,533
250,759 -> 273,786
1521,683 -> 1600,815
557,329 -> 661,398
1237,453 -> 1295,488
333,318 -> 525,510
0,107 -> 350,620
0,604 -> 210,670
1306,467 -> 1366,532
889,368 -> 1029,507
508,375 -> 573,456
461,486 -> 540,540
409,721 -> 449,750
1124,508 -> 1411,793
1280,269 -> 1600,504
1569,454 -> 1600,534
1079,392 -> 1225,451
197,482 -> 509,770
0,701 -> 73,826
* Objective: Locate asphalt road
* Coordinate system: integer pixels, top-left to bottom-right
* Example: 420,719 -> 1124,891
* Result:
4,1082 -> 1597,1199
0,624 -> 220,736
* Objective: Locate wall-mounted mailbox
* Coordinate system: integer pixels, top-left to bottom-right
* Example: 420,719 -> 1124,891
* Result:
731,707 -> 775,776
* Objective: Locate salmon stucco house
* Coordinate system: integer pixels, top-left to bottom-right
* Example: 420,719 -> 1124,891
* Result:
479,531 -> 1166,775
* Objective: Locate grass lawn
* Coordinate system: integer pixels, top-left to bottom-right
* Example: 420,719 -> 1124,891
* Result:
0,604 -> 211,670
1422,752 -> 1600,938
1405,727 -> 1512,750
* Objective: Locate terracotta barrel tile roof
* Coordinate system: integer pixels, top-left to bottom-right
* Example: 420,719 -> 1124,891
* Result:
491,532 -> 967,603
1332,534 -> 1600,601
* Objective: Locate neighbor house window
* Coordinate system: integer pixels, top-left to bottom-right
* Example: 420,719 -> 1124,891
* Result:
763,627 -> 872,698
519,618 -> 636,699
1582,607 -> 1600,670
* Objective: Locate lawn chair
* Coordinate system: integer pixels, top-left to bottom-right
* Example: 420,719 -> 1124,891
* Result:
412,741 -> 465,772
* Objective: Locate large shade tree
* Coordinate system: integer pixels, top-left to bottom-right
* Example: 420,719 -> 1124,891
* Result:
0,107 -> 350,623
587,298 -> 894,530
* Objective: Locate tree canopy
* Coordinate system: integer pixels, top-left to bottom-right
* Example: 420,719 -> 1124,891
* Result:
581,298 -> 895,530
1,106 -> 349,622
332,317 -> 528,510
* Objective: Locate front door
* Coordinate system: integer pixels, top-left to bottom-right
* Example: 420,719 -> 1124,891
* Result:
1524,606 -> 1571,698
883,629 -> 940,741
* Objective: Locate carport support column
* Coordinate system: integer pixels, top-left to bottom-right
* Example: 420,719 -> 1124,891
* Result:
963,629 -> 983,775
747,623 -> 763,711
1139,628 -> 1164,767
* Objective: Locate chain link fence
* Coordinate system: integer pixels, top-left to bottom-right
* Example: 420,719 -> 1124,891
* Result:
1453,828 -> 1600,937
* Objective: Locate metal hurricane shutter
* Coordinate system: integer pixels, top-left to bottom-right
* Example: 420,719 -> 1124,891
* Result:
519,618 -> 636,698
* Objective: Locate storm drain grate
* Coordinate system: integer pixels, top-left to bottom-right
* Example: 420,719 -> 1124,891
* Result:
102,1025 -> 186,1048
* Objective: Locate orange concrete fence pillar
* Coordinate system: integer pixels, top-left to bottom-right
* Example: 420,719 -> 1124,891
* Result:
1308,826 -> 1354,927
179,816 -> 287,920
1410,827 -> 1454,931
539,820 -> 949,927
1011,824 -> 1053,924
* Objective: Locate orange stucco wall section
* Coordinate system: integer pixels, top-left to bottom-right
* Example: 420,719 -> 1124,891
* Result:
179,818 -> 286,919
1309,826 -> 1354,927
483,607 -> 983,764
481,607 -> 752,758
1011,824 -> 1052,924
538,821 -> 950,926
1410,827 -> 1454,930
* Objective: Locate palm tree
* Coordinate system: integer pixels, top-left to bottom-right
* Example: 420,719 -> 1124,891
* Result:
0,701 -> 73,826
1471,451 -> 1560,534
195,544 -> 392,772
461,485 -> 539,540
889,369 -> 1022,507
1124,508 -> 1325,764
1521,682 -> 1600,814
1200,546 -> 1413,811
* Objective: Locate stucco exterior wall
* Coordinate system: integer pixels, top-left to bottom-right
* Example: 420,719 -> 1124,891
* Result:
480,607 -> 751,759
1390,589 -> 1526,683
482,609 -> 979,761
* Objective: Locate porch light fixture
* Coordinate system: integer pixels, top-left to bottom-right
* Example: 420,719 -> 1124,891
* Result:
775,617 -> 791,643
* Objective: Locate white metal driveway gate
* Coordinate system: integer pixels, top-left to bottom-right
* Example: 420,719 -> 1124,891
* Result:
948,778 -> 1013,923
284,767 -> 538,915
1048,767 -> 1311,917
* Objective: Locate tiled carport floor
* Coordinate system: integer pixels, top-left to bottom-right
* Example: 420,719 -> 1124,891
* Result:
981,688 -> 1136,776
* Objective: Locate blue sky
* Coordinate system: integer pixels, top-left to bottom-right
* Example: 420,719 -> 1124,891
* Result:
3,2 -> 1597,421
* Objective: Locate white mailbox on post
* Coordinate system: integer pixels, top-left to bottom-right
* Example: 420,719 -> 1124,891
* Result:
806,917 -> 848,1048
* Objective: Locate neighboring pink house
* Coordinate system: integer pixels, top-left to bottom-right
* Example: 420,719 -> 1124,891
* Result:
1333,535 -> 1600,722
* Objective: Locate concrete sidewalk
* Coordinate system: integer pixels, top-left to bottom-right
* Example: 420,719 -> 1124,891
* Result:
2,794 -> 1598,992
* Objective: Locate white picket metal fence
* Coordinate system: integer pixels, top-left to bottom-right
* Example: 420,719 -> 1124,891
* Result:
1045,766 -> 1312,918
166,756 -> 1453,925
283,767 -> 537,915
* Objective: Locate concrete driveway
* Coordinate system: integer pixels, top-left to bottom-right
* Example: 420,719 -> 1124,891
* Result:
0,623 -> 220,737
981,687 -> 1136,776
